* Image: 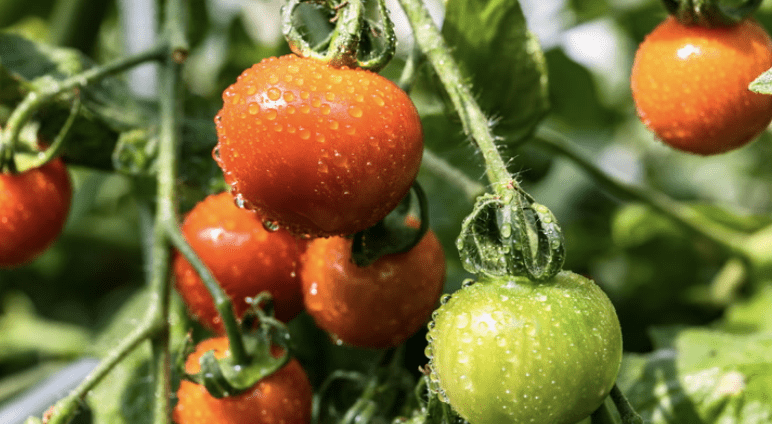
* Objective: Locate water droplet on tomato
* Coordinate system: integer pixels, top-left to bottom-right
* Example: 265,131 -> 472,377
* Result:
331,151 -> 348,168
284,92 -> 295,102
264,109 -> 277,120
263,219 -> 280,232
349,105 -> 363,118
248,103 -> 259,115
373,96 -> 385,107
318,160 -> 329,174
267,87 -> 281,101
329,120 -> 339,130
453,312 -> 469,329
320,104 -> 331,115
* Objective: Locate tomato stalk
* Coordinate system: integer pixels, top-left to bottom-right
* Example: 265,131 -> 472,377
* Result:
534,127 -> 751,260
661,0 -> 762,27
397,0 -> 565,281
282,0 -> 395,70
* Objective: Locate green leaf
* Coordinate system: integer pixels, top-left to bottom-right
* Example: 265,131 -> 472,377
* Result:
617,327 -> 772,424
611,203 -> 687,248
722,285 -> 772,334
0,33 -> 152,169
0,33 -> 146,131
612,203 -> 771,248
0,292 -> 90,362
749,67 -> 772,95
441,0 -> 549,145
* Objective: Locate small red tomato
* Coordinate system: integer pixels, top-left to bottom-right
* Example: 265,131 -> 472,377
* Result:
173,336 -> 312,424
173,192 -> 305,333
300,229 -> 446,349
631,16 -> 772,155
0,158 -> 72,268
214,54 -> 424,237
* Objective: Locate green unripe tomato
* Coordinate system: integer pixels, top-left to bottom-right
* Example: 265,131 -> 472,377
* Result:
426,271 -> 622,424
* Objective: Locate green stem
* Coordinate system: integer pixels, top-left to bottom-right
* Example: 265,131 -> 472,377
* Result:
421,148 -> 486,201
327,0 -> 364,67
44,318 -> 161,424
396,0 -> 510,192
0,45 -> 166,170
19,96 -> 81,172
609,385 -> 644,424
165,227 -> 249,365
535,128 -> 750,258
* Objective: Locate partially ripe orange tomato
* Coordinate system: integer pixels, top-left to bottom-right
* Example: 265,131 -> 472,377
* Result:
173,192 -> 305,333
173,336 -> 312,424
214,54 -> 423,237
631,16 -> 772,155
300,228 -> 446,349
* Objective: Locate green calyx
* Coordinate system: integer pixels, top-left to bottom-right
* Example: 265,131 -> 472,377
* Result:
350,182 -> 429,267
456,182 -> 565,282
178,293 -> 293,399
281,0 -> 396,71
662,0 -> 763,27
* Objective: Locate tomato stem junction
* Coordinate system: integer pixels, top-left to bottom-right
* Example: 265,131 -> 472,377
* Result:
661,0 -> 762,26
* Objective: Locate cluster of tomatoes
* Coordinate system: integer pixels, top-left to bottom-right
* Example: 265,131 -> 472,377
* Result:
3,5 -> 772,424
171,54 -> 446,423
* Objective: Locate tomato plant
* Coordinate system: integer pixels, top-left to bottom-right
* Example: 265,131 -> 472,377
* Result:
214,54 -> 424,237
173,336 -> 312,424
631,16 -> 772,155
173,192 -> 305,332
7,0 -> 772,424
426,272 -> 623,424
300,228 -> 446,349
0,157 -> 71,268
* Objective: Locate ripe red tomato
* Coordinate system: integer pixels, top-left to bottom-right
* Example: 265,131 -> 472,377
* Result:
173,192 -> 305,333
631,17 -> 772,155
0,158 -> 71,268
426,272 -> 623,424
214,54 -> 424,237
300,228 -> 446,349
173,336 -> 312,424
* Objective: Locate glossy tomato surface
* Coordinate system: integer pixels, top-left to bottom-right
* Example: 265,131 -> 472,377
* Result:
427,271 -> 622,424
631,17 -> 772,155
214,54 -> 424,237
300,229 -> 446,349
0,158 -> 72,268
173,192 -> 305,333
173,336 -> 312,424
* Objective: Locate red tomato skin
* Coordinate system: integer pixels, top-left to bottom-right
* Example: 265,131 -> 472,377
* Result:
0,158 -> 71,268
300,229 -> 446,349
214,54 -> 424,237
173,337 -> 312,424
173,192 -> 305,333
631,17 -> 772,155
